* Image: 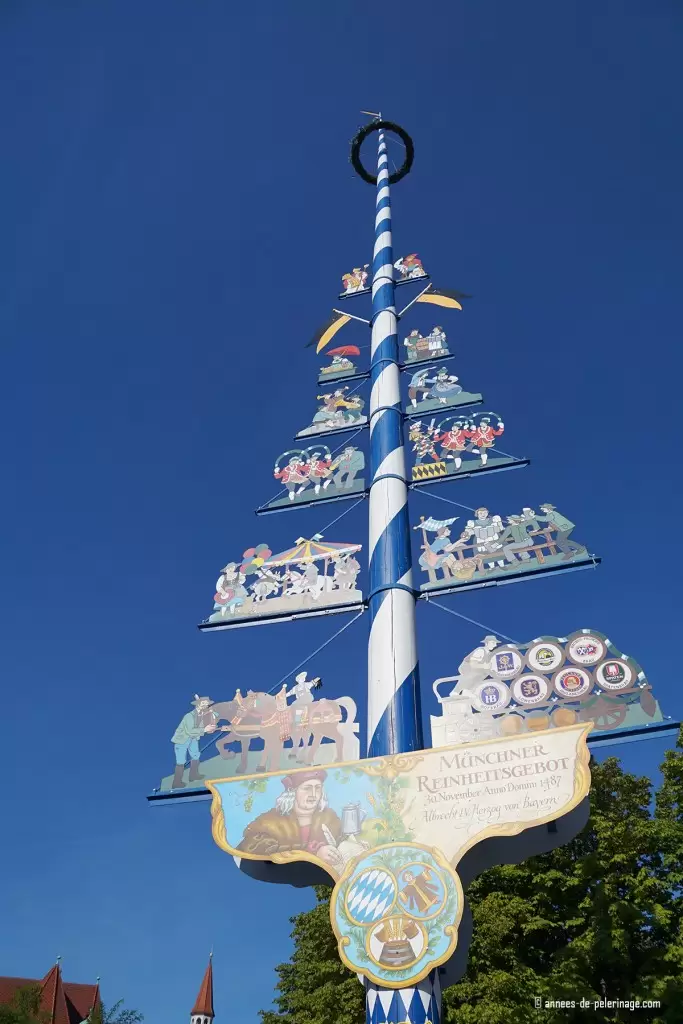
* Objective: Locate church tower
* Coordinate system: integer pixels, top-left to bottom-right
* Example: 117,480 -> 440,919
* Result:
190,955 -> 214,1024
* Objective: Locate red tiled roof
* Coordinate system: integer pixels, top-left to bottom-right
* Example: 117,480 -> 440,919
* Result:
0,966 -> 100,1024
66,981 -> 100,1024
0,977 -> 39,1006
191,959 -> 214,1017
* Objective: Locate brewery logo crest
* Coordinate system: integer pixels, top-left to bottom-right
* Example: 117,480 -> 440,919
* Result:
511,675 -> 550,706
473,681 -> 511,712
553,667 -> 593,698
526,641 -> 565,673
567,634 -> 607,666
596,659 -> 634,690
491,648 -> 524,680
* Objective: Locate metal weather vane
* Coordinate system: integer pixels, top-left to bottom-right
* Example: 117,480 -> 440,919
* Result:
149,115 -> 677,1024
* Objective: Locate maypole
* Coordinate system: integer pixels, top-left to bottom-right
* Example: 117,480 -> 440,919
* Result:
359,118 -> 437,1024
367,124 -> 423,761
149,110 -> 678,1024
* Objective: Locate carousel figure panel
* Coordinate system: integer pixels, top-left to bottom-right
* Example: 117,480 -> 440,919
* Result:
414,503 -> 596,591
266,445 -> 366,510
429,630 -> 664,748
160,675 -> 360,793
205,536 -> 363,626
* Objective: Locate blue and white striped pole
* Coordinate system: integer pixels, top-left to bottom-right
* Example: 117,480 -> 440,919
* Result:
367,129 -> 423,759
365,127 -> 440,1024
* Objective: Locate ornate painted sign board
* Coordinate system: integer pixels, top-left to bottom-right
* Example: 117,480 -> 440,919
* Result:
403,366 -> 482,418
339,255 -> 429,299
408,412 -> 528,484
208,723 -> 591,987
415,504 -> 596,593
261,446 -> 366,512
430,631 -> 665,748
295,387 -> 367,439
161,678 -> 360,794
202,536 -> 363,629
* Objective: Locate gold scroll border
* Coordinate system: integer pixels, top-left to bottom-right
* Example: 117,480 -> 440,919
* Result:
330,841 -> 465,989
207,723 -> 591,879
207,753 -> 427,880
448,721 -> 593,868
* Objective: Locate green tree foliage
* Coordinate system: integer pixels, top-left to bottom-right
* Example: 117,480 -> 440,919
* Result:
0,986 -> 49,1024
259,733 -> 683,1024
0,989 -> 142,1024
88,1000 -> 143,1024
260,885 -> 365,1024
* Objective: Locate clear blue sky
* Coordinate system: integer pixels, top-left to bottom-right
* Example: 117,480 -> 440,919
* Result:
1,2 -> 681,1022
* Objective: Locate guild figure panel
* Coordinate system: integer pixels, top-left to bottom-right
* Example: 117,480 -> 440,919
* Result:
415,504 -> 594,591
263,445 -> 366,511
295,387 -> 367,438
161,676 -> 360,793
402,326 -> 450,364
318,345 -> 365,385
409,412 -> 525,483
339,254 -> 428,299
404,364 -> 482,417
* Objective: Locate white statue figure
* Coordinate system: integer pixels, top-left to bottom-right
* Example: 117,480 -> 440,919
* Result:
462,508 -> 506,570
450,635 -> 500,694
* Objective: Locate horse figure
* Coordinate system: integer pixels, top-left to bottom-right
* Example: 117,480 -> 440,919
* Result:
250,570 -> 283,602
211,692 -> 357,773
289,694 -> 358,764
332,555 -> 360,591
283,568 -> 334,600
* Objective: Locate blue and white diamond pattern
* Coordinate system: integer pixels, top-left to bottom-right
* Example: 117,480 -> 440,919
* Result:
365,970 -> 441,1024
347,868 -> 397,925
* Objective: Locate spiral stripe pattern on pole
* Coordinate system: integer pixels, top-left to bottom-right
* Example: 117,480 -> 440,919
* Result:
367,130 -> 423,759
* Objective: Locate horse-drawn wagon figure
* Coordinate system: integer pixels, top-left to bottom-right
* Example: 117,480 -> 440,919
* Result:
428,632 -> 665,750
166,675 -> 360,790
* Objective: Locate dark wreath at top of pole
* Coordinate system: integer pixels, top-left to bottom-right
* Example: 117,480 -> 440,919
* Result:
350,120 -> 414,185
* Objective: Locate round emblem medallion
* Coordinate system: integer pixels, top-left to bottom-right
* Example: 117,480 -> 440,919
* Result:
511,675 -> 550,706
366,916 -> 427,971
473,681 -> 511,712
490,647 -> 523,680
567,634 -> 606,666
526,641 -> 564,673
345,868 -> 397,925
596,659 -> 633,691
333,843 -> 463,988
396,862 -> 447,920
553,667 -> 593,698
